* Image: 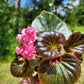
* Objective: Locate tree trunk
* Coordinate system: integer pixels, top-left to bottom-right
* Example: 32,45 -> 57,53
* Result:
16,0 -> 21,34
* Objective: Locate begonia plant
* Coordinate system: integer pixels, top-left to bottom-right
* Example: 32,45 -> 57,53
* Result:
11,11 -> 84,84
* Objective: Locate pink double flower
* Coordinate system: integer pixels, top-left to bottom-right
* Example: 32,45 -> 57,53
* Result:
15,27 -> 37,59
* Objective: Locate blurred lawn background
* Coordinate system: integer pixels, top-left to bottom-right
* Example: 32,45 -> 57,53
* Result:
0,0 -> 84,84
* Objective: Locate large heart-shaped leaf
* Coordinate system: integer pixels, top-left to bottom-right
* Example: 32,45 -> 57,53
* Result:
32,11 -> 72,39
36,31 -> 66,59
38,53 -> 81,84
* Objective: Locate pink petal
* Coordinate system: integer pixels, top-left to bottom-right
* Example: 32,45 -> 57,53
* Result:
25,27 -> 36,36
15,46 -> 21,55
21,28 -> 26,34
16,34 -> 21,42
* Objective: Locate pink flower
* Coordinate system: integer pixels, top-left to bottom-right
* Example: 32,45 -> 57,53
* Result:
21,34 -> 36,44
15,43 -> 35,59
22,44 -> 35,59
15,27 -> 37,59
25,27 -> 36,36
15,46 -> 24,55
16,27 -> 37,44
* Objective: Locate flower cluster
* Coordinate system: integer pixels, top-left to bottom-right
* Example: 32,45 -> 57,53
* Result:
15,27 -> 37,59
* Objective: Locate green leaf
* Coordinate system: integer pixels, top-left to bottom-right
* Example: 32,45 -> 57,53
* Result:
38,53 -> 81,84
36,31 -> 66,59
11,55 -> 34,77
32,11 -> 72,39
64,31 -> 84,54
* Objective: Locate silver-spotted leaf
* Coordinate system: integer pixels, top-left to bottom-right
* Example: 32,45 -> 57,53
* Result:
32,11 -> 72,39
36,31 -> 66,59
38,53 -> 81,84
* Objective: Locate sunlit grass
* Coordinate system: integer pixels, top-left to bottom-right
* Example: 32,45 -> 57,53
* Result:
76,55 -> 84,84
71,26 -> 84,33
0,62 -> 20,84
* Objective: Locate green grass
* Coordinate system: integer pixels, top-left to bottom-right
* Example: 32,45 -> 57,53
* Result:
0,62 -> 20,84
76,55 -> 84,84
71,26 -> 84,33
